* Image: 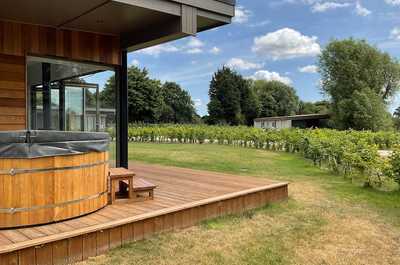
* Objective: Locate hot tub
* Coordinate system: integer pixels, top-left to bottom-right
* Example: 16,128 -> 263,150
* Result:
0,131 -> 110,228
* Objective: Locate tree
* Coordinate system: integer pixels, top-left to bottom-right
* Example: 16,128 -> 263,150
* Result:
207,67 -> 243,125
335,88 -> 393,131
253,80 -> 299,117
99,75 -> 116,109
298,100 -> 330,115
101,66 -> 199,124
238,76 -> 260,126
319,38 -> 400,130
393,107 -> 400,130
160,82 -> 197,123
101,66 -> 163,123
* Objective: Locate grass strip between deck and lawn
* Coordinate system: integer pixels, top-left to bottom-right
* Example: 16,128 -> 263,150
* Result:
79,143 -> 400,265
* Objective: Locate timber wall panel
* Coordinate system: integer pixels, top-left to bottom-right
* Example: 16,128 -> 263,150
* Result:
0,21 -> 121,66
0,21 -> 121,131
0,54 -> 25,131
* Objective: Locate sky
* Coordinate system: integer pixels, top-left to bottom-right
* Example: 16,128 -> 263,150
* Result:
124,0 -> 400,116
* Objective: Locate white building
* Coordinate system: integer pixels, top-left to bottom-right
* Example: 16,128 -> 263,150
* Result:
254,114 -> 330,130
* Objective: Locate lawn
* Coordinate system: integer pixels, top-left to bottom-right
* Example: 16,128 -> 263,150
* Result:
81,143 -> 400,265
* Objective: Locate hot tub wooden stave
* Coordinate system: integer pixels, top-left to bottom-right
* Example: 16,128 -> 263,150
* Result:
0,152 -> 109,228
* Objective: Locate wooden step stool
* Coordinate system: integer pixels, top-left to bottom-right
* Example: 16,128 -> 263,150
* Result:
120,178 -> 157,201
109,167 -> 135,204
132,178 -> 157,200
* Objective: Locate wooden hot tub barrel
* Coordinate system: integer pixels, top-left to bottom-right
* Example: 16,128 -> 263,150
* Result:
0,131 -> 110,228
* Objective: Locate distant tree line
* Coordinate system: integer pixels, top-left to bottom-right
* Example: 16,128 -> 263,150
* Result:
205,67 -> 329,126
208,39 -> 400,131
101,66 -> 199,124
100,38 -> 400,132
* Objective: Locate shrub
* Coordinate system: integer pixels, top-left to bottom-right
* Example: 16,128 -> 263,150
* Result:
127,124 -> 400,189
388,148 -> 400,189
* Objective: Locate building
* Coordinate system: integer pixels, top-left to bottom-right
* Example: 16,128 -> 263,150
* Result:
0,0 -> 236,168
254,114 -> 331,129
0,3 -> 290,265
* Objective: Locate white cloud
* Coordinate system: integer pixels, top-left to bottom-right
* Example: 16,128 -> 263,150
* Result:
138,37 -> 207,56
284,0 -> 373,16
311,2 -> 351,13
385,0 -> 400,5
249,20 -> 270,28
193,99 -> 203,107
249,70 -> 292,85
184,37 -> 205,54
209,47 -> 221,55
390,27 -> 400,40
226,58 -> 264,70
187,37 -> 205,48
233,6 -> 252,24
138,44 -> 179,56
355,2 -> 371,16
129,59 -> 140,67
298,65 -> 318,73
186,48 -> 203,54
252,28 -> 321,60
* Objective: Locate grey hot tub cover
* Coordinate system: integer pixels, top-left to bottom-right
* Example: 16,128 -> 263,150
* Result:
0,130 -> 110,158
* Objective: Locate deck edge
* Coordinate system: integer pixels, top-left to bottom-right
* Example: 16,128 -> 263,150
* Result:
0,182 -> 288,254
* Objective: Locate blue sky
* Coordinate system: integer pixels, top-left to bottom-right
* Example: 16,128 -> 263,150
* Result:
124,0 -> 400,116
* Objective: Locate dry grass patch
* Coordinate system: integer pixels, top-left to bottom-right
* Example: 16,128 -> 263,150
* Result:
80,181 -> 400,265
78,143 -> 400,265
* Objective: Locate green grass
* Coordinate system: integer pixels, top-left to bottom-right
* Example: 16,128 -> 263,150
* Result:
80,143 -> 400,265
128,143 -> 400,225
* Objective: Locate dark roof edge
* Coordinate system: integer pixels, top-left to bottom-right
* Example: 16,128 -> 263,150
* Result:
216,0 -> 236,6
254,114 -> 331,122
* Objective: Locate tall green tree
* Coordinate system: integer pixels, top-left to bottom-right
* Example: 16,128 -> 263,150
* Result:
319,39 -> 400,130
207,67 -> 243,125
298,100 -> 330,115
336,88 -> 393,131
99,75 -> 116,109
160,82 -> 197,123
101,66 -> 163,123
238,75 -> 260,126
207,67 -> 259,125
101,66 -> 199,124
253,80 -> 299,117
393,106 -> 400,130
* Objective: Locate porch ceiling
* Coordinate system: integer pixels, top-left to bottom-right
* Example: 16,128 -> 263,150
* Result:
0,0 -> 234,50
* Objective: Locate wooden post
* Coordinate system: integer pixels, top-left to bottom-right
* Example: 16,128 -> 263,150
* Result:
117,49 -> 128,169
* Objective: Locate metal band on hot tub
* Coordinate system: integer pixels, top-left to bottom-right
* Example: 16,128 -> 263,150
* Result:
0,160 -> 109,176
0,191 -> 108,214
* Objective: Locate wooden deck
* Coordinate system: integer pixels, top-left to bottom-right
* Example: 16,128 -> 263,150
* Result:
0,162 -> 288,265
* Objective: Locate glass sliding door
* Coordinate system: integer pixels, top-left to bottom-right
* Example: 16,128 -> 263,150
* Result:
30,83 -> 61,130
65,85 -> 84,131
27,56 -> 117,166
63,83 -> 100,132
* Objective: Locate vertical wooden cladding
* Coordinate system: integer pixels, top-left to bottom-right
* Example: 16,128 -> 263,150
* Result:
0,54 -> 25,131
0,20 -> 121,65
0,20 -> 121,131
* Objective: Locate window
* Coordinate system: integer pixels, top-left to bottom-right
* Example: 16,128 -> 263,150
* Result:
27,56 -> 117,166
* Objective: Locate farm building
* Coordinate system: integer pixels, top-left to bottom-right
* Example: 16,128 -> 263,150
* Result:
254,114 -> 331,129
0,1 -> 289,264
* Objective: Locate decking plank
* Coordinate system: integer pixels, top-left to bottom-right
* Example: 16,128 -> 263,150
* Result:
0,162 -> 288,258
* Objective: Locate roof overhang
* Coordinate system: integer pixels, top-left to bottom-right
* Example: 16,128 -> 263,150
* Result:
254,114 -> 331,122
0,0 -> 235,52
